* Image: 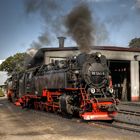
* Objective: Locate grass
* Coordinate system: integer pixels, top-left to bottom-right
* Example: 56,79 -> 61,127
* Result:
0,88 -> 5,97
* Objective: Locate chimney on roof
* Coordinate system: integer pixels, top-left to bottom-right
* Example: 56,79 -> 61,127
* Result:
57,37 -> 66,48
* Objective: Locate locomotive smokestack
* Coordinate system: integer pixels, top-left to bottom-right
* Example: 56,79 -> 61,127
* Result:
58,37 -> 66,48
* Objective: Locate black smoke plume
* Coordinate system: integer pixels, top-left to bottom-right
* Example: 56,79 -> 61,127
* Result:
65,4 -> 94,53
24,0 -> 63,49
24,0 -> 108,52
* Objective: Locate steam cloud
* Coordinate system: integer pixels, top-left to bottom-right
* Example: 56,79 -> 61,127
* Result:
23,48 -> 38,68
25,48 -> 44,68
65,4 -> 94,53
25,33 -> 49,66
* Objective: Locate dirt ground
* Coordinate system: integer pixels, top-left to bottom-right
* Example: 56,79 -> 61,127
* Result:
0,97 -> 140,140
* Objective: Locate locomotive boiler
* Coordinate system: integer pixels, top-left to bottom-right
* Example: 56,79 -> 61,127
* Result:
7,52 -> 119,120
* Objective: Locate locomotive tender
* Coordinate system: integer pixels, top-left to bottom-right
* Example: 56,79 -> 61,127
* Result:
7,52 -> 118,120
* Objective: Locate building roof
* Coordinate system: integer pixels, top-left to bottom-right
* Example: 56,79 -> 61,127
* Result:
35,46 -> 140,56
28,46 -> 140,68
99,46 -> 140,52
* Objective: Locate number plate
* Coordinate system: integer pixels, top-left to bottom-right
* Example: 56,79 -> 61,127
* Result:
91,71 -> 105,76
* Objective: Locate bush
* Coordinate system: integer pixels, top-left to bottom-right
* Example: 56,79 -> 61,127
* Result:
0,88 -> 4,97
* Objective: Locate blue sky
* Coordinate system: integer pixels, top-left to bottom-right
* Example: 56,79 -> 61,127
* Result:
0,0 -> 140,60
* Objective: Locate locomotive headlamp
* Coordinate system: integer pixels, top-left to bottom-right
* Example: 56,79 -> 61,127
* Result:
90,88 -> 95,94
109,88 -> 114,93
71,56 -> 77,62
96,52 -> 102,58
74,70 -> 79,74
35,91 -> 38,95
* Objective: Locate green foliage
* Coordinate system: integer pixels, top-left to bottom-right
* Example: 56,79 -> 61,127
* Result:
129,38 -> 140,48
0,88 -> 4,97
0,53 -> 26,75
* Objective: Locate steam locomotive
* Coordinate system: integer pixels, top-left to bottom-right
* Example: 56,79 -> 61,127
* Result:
7,52 -> 119,120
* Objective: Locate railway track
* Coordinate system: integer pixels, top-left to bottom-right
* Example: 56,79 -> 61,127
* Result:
118,109 -> 140,117
114,119 -> 140,126
91,109 -> 140,133
121,103 -> 140,107
91,120 -> 140,133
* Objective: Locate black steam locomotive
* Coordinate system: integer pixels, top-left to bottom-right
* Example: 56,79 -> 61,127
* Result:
7,52 -> 118,120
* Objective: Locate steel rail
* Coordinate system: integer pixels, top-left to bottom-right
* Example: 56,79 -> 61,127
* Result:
91,121 -> 140,133
114,119 -> 140,126
119,109 -> 140,117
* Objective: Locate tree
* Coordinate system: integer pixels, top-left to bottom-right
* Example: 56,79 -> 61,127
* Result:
129,37 -> 140,48
0,53 -> 26,75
